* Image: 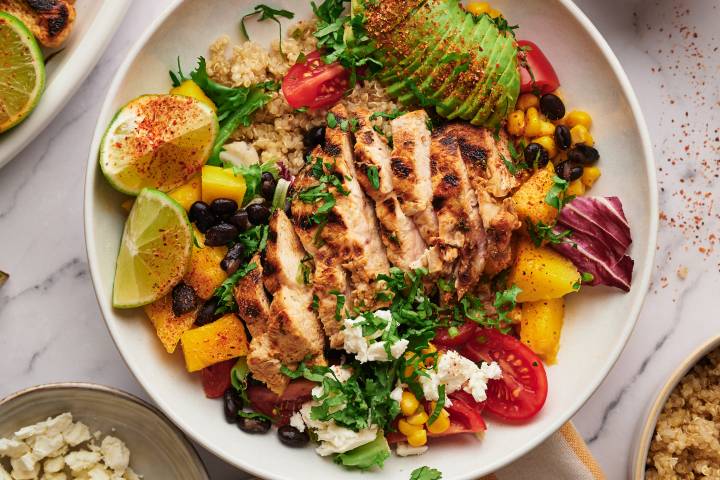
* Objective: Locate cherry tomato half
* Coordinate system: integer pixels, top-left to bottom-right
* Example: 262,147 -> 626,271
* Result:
518,40 -> 560,95
439,391 -> 487,435
200,359 -> 235,399
247,379 -> 316,425
462,328 -> 548,422
282,50 -> 350,110
434,322 -> 478,348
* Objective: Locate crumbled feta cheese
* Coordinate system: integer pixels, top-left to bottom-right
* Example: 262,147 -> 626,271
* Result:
419,350 -> 502,403
342,310 -> 408,363
389,385 -> 404,403
300,404 -> 377,456
0,464 -> 10,480
32,434 -> 65,458
65,450 -> 102,473
288,412 -> 306,433
63,422 -> 91,447
219,141 -> 260,168
43,456 -> 64,473
123,467 -> 141,480
87,465 -> 111,480
100,437 -> 129,473
41,473 -> 67,480
395,442 -> 428,457
10,452 -> 40,480
0,438 -> 30,458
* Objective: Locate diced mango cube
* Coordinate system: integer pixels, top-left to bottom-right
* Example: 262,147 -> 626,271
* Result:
566,179 -> 585,197
202,165 -> 246,205
144,294 -> 196,354
508,239 -> 581,302
181,314 -> 249,372
170,80 -> 217,112
511,168 -> 558,225
521,298 -> 564,364
184,229 -> 227,299
169,175 -> 201,211
581,166 -> 601,189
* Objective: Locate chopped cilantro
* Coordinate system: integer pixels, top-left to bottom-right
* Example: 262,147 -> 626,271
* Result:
493,284 -> 522,328
326,111 -> 338,128
410,466 -> 443,480
240,5 -> 295,55
501,152 -> 528,175
369,109 -> 407,121
545,175 -> 571,210
581,272 -> 595,283
213,262 -> 258,314
527,219 -> 572,247
427,385 -> 446,425
237,410 -> 272,422
367,165 -> 380,190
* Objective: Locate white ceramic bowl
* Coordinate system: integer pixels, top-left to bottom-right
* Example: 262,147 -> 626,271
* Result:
0,0 -> 131,168
84,1 -> 658,478
0,383 -> 209,479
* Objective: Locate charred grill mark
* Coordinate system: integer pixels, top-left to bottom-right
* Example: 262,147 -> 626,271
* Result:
430,157 -> 438,175
47,9 -> 68,36
382,198 -> 396,213
432,196 -> 446,211
245,305 -> 260,318
439,135 -> 456,147
442,173 -> 459,187
391,158 -> 412,178
267,229 -> 278,243
24,0 -> 70,37
360,131 -> 374,145
457,139 -> 488,168
298,216 -> 315,230
323,142 -> 341,156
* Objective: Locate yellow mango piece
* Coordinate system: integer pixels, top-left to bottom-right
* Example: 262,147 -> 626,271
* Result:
144,294 -> 197,354
511,168 -> 558,225
169,175 -> 201,211
566,179 -> 585,197
170,80 -> 217,112
508,239 -> 581,302
202,165 -> 246,206
520,298 -> 564,364
184,229 -> 227,299
181,314 -> 249,372
581,166 -> 601,189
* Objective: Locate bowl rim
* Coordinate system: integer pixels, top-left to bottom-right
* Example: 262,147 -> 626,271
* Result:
631,335 -> 720,479
83,0 -> 659,477
0,381 -> 210,480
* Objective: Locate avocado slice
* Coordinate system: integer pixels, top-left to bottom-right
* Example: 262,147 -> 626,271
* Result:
484,53 -> 521,128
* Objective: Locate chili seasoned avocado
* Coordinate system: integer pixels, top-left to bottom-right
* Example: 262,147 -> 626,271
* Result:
356,0 -> 520,128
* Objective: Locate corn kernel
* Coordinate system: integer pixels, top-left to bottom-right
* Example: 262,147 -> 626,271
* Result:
400,391 -> 420,416
533,136 -> 557,158
570,125 -> 594,147
488,8 -> 503,18
581,166 -> 601,188
524,107 -> 542,137
399,419 -> 423,436
517,93 -> 539,111
507,110 -> 525,137
427,407 -> 451,434
565,110 -> 592,129
466,1 -> 491,16
566,179 -> 586,197
406,429 -> 428,447
539,121 -> 556,137
407,410 -> 429,426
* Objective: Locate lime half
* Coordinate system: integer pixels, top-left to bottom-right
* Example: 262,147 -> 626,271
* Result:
0,12 -> 45,133
100,94 -> 218,195
113,188 -> 192,308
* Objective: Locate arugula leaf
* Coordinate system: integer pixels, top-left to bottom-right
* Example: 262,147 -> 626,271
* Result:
240,5 -> 295,55
334,434 -> 390,471
527,219 -> 572,247
213,262 -> 258,314
228,160 -> 279,204
410,466 -> 443,480
367,165 -> 380,190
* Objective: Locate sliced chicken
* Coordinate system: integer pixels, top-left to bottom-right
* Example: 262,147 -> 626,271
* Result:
352,108 -> 427,270
267,286 -> 325,364
233,254 -> 271,339
313,247 -> 352,348
263,209 -> 308,294
389,110 -> 439,243
0,0 -> 76,48
246,333 -> 290,395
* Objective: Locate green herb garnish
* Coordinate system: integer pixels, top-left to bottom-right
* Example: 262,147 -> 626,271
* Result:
213,262 -> 258,314
367,165 -> 380,190
527,219 -> 572,247
240,5 -> 295,55
410,466 -> 443,480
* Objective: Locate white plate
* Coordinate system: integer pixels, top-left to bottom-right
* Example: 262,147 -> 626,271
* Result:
84,1 -> 658,478
0,0 -> 131,168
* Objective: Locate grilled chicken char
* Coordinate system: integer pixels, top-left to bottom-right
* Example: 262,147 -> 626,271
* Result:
0,0 -> 76,48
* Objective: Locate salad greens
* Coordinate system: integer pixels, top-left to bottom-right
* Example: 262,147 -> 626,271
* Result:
334,434 -> 391,470
240,5 -> 295,54
410,466 -> 443,480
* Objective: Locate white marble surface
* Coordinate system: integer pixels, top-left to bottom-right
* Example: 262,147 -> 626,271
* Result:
0,0 -> 718,478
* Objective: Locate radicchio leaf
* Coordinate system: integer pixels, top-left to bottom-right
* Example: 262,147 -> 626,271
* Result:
552,196 -> 634,291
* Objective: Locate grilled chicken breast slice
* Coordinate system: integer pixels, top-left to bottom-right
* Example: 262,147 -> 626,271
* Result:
247,333 -> 290,395
352,108 -> 427,270
313,248 -> 352,348
264,209 -> 310,294
267,286 -> 326,364
233,254 -> 271,339
0,0 -> 76,48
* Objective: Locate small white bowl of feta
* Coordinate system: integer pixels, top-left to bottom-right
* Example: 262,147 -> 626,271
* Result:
0,383 -> 209,480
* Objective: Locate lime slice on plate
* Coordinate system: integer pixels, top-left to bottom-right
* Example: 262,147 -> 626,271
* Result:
113,188 -> 193,308
0,12 -> 46,133
100,94 -> 218,195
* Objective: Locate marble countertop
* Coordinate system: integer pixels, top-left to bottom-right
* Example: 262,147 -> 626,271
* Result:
1,0 -> 718,478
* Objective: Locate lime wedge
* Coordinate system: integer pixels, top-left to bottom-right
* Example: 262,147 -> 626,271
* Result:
100,94 -> 218,195
0,12 -> 45,133
113,188 -> 193,308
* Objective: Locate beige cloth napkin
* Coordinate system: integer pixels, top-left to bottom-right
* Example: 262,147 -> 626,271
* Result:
482,422 -> 606,480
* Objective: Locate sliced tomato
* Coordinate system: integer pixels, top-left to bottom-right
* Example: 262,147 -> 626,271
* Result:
434,322 -> 478,348
200,359 -> 235,399
439,391 -> 486,435
247,379 -> 316,425
518,40 -> 560,95
282,50 -> 350,110
462,328 -> 548,422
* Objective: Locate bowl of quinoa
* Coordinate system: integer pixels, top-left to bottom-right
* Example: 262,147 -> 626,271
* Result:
634,336 -> 720,479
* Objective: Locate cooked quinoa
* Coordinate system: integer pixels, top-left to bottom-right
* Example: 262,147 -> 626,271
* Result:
646,349 -> 720,479
206,21 -> 398,173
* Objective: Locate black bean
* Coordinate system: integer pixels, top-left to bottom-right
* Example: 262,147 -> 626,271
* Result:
189,202 -> 218,233
278,425 -> 309,447
195,298 -> 221,326
539,93 -> 566,120
523,142 -> 549,168
260,175 -> 277,202
284,199 -> 292,218
556,161 -> 584,182
205,223 -> 239,246
221,243 -> 245,275
554,125 -> 572,150
567,144 -> 600,165
238,416 -> 272,434
303,125 -> 326,149
210,198 -> 238,218
171,282 -> 197,316
228,210 -> 251,232
223,389 -> 244,423
246,203 -> 271,225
